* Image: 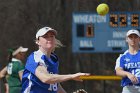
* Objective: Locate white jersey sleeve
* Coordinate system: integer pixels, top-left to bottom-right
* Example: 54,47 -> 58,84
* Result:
115,54 -> 122,69
115,50 -> 128,69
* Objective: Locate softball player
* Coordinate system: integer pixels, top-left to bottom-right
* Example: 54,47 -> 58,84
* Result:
115,29 -> 140,93
21,27 -> 89,93
0,46 -> 28,93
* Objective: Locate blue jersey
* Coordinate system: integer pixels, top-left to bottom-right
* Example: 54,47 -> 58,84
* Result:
115,50 -> 140,87
22,50 -> 59,93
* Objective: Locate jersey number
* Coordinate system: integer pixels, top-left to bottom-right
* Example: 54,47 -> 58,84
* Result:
132,69 -> 140,77
7,63 -> 13,75
48,83 -> 57,91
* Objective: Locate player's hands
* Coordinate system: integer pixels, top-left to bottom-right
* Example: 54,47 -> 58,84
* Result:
126,72 -> 139,84
71,72 -> 90,81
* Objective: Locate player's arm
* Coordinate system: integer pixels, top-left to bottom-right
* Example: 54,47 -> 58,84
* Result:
5,82 -> 9,93
57,83 -> 67,93
35,65 -> 89,84
115,67 -> 130,77
18,62 -> 25,81
18,70 -> 23,81
115,67 -> 139,84
0,66 -> 7,78
115,54 -> 129,77
115,54 -> 139,84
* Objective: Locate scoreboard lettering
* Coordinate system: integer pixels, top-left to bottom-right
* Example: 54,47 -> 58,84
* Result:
72,12 -> 140,53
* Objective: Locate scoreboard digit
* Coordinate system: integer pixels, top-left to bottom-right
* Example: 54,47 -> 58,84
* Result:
86,24 -> 94,37
109,14 -> 118,27
131,14 -> 139,27
119,14 -> 127,27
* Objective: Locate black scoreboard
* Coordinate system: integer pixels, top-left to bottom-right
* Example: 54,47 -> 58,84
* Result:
72,12 -> 140,53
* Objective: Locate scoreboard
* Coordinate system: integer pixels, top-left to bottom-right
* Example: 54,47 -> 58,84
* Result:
72,12 -> 140,53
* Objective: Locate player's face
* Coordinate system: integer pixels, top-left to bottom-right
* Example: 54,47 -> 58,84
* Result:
15,52 -> 27,61
38,31 -> 55,51
126,34 -> 140,47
